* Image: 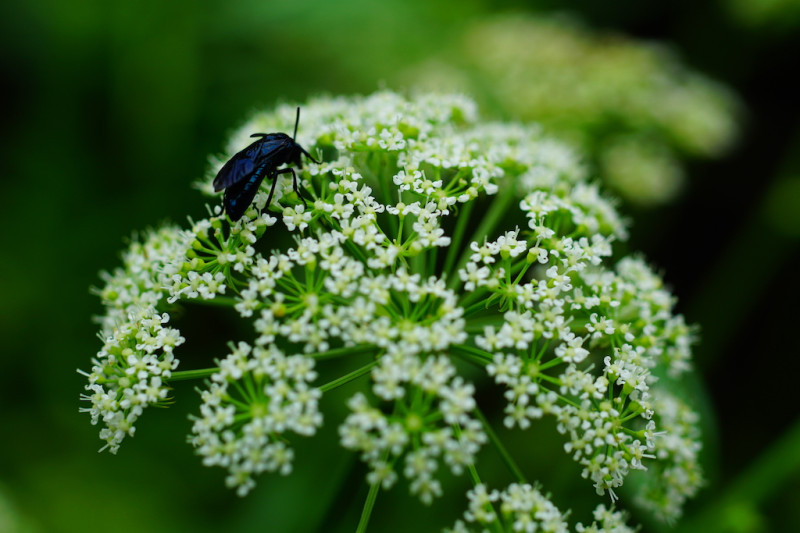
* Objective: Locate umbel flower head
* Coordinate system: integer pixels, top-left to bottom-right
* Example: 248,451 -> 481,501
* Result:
82,91 -> 702,529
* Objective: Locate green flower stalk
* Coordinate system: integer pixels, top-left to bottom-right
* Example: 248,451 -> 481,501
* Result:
81,91 -> 703,530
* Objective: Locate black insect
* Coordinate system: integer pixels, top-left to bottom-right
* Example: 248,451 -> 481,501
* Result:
213,107 -> 320,221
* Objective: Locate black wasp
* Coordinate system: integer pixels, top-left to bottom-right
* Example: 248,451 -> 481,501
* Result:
213,107 -> 320,221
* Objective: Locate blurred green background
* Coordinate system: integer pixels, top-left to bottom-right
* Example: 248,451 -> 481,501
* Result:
2,0 -> 800,531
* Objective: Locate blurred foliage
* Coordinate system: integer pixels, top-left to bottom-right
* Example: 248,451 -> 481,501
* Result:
726,0 -> 800,31
397,14 -> 741,206
0,0 -> 799,531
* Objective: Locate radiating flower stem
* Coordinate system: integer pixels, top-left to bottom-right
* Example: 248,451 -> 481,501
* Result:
443,200 -> 475,276
474,406 -> 527,484
168,368 -> 219,382
450,344 -> 494,366
319,360 -> 380,393
356,481 -> 381,533
184,296 -> 239,307
311,344 -> 380,360
168,345 -> 378,384
465,449 -> 506,533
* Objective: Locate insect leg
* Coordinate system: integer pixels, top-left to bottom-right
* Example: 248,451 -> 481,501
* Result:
264,169 -> 281,209
272,168 -> 309,208
290,168 -> 311,207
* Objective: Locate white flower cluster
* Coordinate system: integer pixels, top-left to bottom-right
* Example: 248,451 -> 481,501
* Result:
166,215 -> 276,305
341,355 -> 484,504
574,504 -> 637,533
190,341 -> 322,496
467,199 -> 695,498
81,227 -> 190,452
79,307 -> 183,453
86,91 -> 703,527
447,483 -> 570,533
446,484 -> 635,533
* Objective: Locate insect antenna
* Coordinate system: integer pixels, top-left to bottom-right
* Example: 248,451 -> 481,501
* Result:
293,106 -> 301,140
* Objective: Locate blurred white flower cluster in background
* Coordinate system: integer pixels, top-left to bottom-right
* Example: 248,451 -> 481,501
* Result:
400,15 -> 741,206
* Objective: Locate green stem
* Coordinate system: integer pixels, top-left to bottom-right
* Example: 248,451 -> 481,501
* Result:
372,153 -> 399,238
168,367 -> 219,382
319,360 -> 380,393
467,462 -> 482,487
424,246 -> 435,278
511,260 -> 532,285
186,296 -> 239,307
342,235 -> 370,266
311,344 -> 379,360
411,245 -> 426,276
463,436 -> 505,533
443,201 -> 475,278
168,345 -> 378,386
450,344 -> 493,366
463,298 -> 498,318
356,481 -> 381,533
464,318 -> 505,333
459,286 -> 493,309
474,406 -> 526,484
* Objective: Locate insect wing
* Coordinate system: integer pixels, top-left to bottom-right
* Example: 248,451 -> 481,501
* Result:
213,153 -> 255,192
223,167 -> 269,221
213,137 -> 288,192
